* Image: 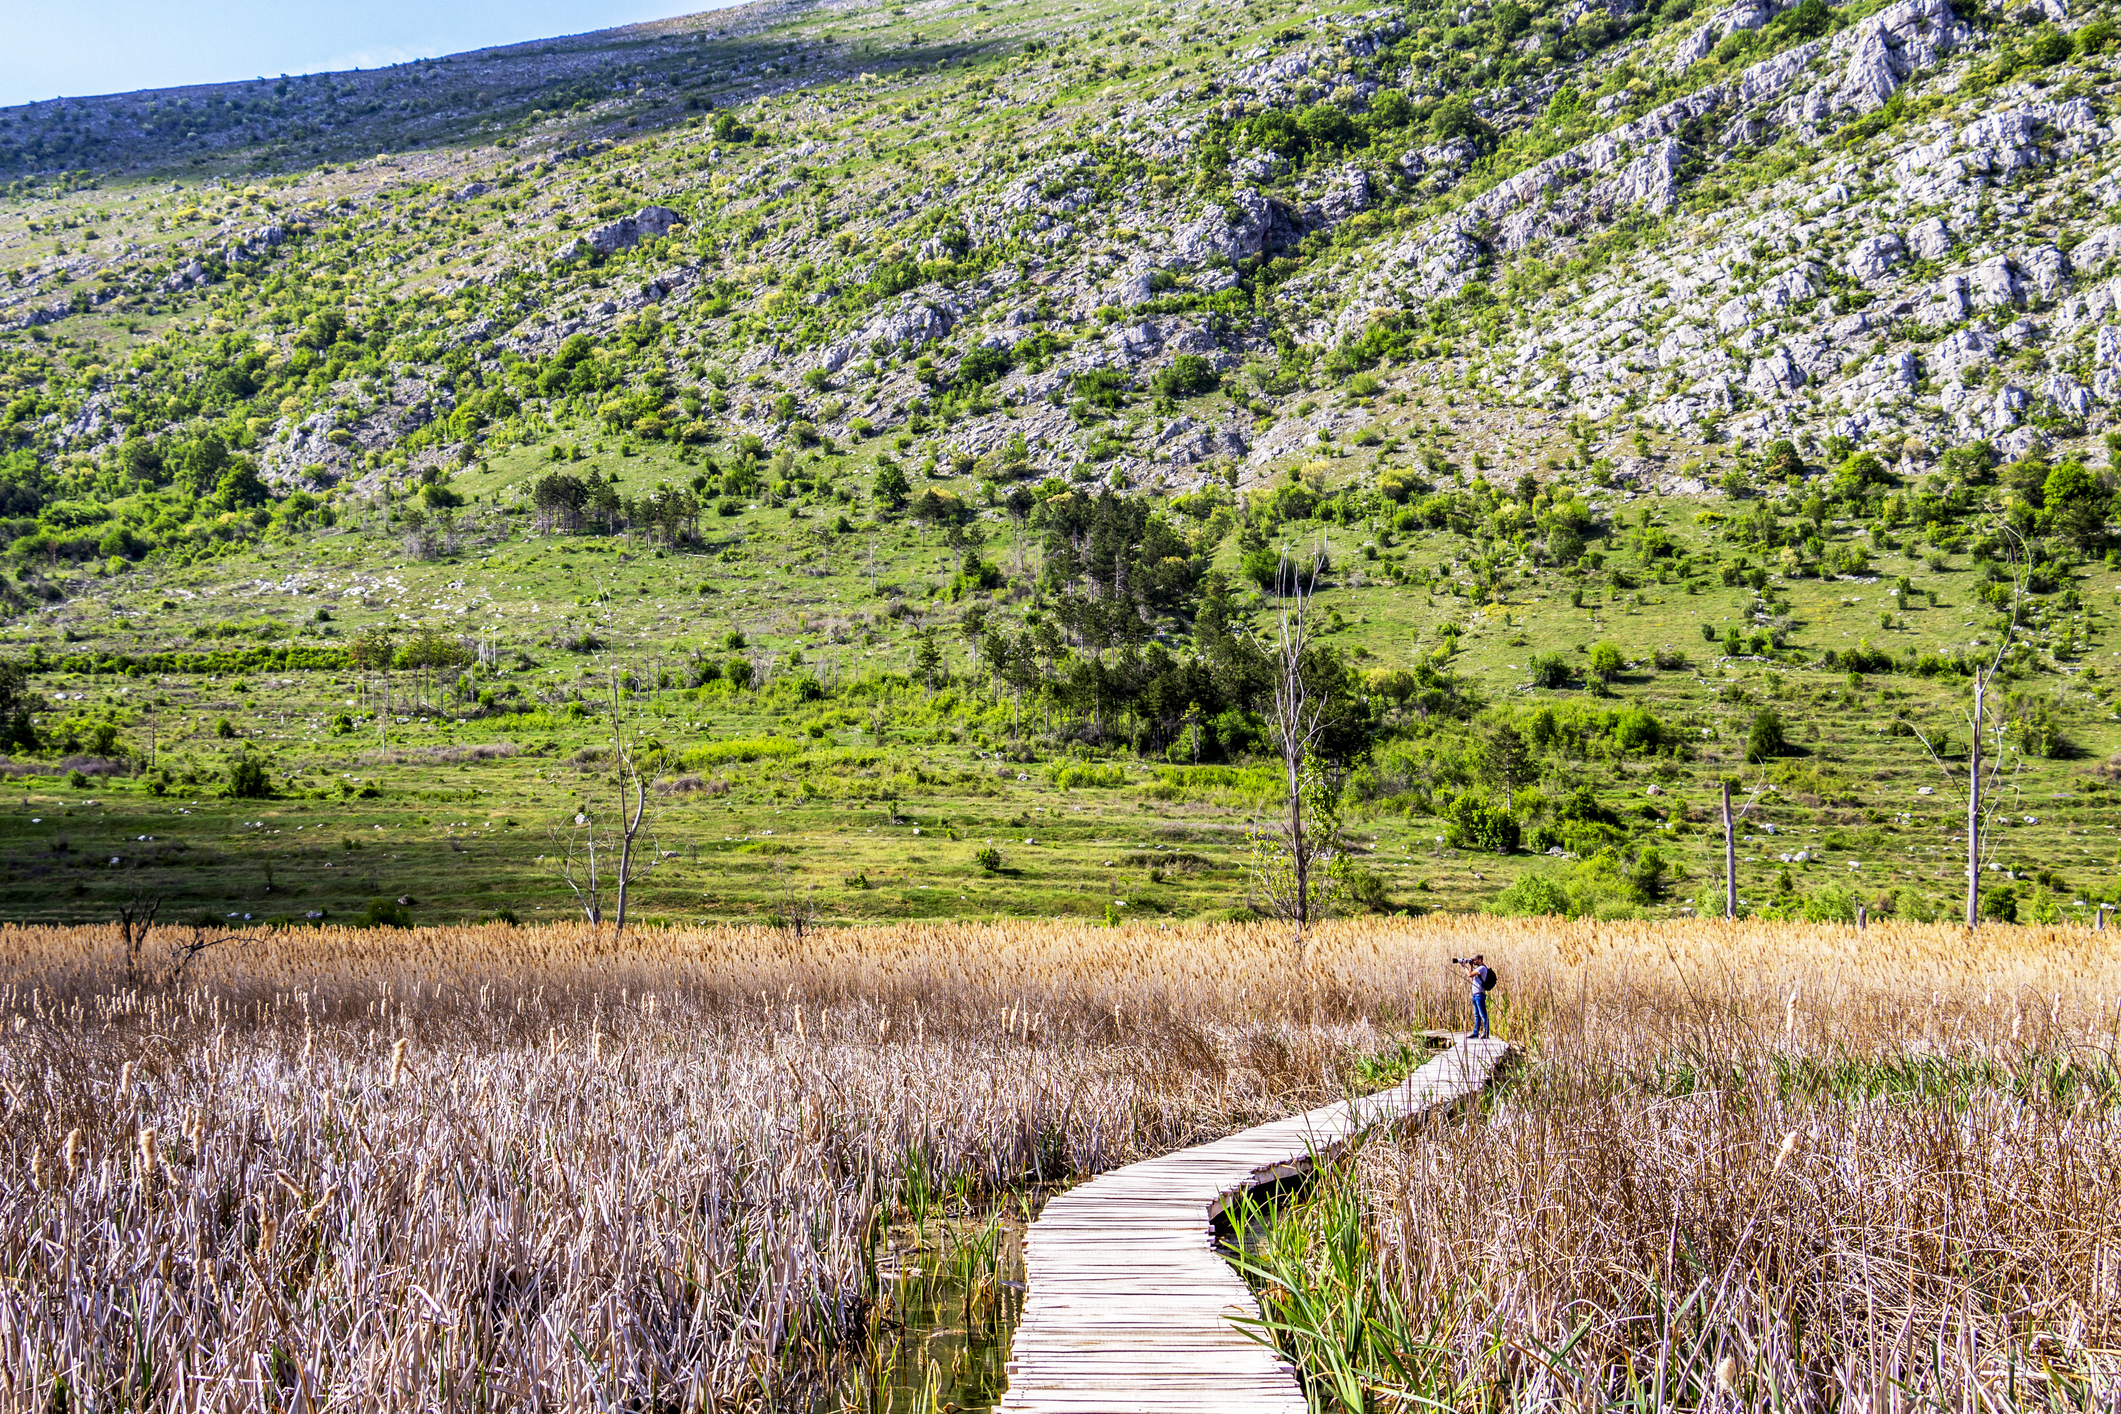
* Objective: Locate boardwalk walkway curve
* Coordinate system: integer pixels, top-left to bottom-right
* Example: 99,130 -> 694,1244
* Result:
1000,1036 -> 1510,1413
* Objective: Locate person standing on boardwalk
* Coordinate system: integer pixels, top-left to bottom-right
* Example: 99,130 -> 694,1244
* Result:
1455,954 -> 1497,1040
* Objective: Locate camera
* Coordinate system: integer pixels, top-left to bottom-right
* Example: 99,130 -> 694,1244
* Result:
1449,956 -> 1474,965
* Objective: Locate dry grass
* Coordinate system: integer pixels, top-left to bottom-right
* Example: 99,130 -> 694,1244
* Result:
4,916 -> 2111,1412
1235,920 -> 2121,1411
0,917 -> 1430,1413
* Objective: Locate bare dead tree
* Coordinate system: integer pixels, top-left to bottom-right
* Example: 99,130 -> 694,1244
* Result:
117,892 -> 162,989
546,669 -> 665,933
117,891 -> 234,990
605,667 -> 664,934
1246,542 -> 1343,963
1912,530 -> 2028,927
551,809 -> 609,928
1720,778 -> 1771,920
771,859 -> 820,940
165,924 -> 231,988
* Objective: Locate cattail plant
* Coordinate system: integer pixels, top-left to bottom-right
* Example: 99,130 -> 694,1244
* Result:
2,916 -> 2113,1412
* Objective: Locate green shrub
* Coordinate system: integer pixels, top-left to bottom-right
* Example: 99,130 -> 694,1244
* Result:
2027,26 -> 2074,64
362,898 -> 414,928
1050,763 -> 1126,789
1611,706 -> 1664,754
2016,696 -> 2073,759
1489,872 -> 1576,916
1746,707 -> 1788,763
1527,652 -> 1570,689
1151,355 -> 1219,398
1445,793 -> 1519,854
1774,0 -> 1830,38
680,736 -> 800,770
975,846 -> 1003,874
225,756 -> 272,799
1767,884 -> 1857,923
1487,850 -> 1653,918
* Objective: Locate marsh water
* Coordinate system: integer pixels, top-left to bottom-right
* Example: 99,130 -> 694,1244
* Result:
835,1203 -> 1032,1414
830,1177 -> 1314,1412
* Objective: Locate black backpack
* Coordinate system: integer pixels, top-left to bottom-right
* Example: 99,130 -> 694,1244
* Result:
1476,965 -> 1497,992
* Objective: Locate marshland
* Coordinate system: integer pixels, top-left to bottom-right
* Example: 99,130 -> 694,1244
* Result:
3,914 -> 2114,1411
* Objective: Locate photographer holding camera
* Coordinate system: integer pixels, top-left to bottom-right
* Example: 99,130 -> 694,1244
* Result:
1452,955 -> 1497,1040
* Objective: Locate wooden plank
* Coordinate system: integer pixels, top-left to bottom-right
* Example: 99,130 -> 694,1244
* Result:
998,1037 -> 1506,1413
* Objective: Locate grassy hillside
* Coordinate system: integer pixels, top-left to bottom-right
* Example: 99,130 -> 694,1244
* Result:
2,0 -> 2119,926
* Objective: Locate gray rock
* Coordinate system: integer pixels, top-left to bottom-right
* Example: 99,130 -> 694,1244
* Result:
1672,22 -> 1719,69
1110,321 -> 1164,361
161,259 -> 212,292
1405,225 -> 1485,300
1231,149 -> 1287,183
1746,346 -> 1807,397
1170,189 -> 1288,265
1917,272 -> 1971,326
1929,327 -> 1995,381
2044,371 -> 2092,416
1303,165 -> 1372,229
1835,26 -> 1903,112
1907,216 -> 1953,261
1117,268 -> 1160,307
1846,233 -> 1906,284
1971,255 -> 2022,309
584,205 -> 684,256
858,291 -> 961,350
1757,263 -> 1820,314
1995,427 -> 2044,459
1405,138 -> 1479,189
2018,244 -> 2070,301
2070,225 -> 2121,276
2096,325 -> 2121,368
1609,137 -> 1687,212
1961,110 -> 2045,176
1658,322 -> 1713,366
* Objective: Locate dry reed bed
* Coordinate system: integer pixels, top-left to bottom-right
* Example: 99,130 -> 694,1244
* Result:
1252,921 -> 2121,1410
1,917 -> 2112,1412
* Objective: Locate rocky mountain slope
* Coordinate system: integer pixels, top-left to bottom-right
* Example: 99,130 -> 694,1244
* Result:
3,0 -> 2121,930
2,0 -> 2117,507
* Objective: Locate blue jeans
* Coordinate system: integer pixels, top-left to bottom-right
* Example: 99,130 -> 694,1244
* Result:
1471,989 -> 1490,1038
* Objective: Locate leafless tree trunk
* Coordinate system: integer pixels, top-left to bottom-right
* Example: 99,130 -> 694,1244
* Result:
1965,674 -> 1984,928
117,894 -> 161,989
1720,779 -> 1767,920
549,671 -> 664,933
554,813 -> 606,926
1912,532 -> 2026,927
607,669 -> 662,935
773,859 -> 819,939
1722,780 -> 1736,921
1250,543 -> 1335,962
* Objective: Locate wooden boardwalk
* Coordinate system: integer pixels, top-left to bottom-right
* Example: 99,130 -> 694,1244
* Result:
999,1036 -> 1508,1413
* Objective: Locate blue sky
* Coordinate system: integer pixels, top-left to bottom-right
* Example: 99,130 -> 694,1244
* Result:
0,0 -> 731,108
